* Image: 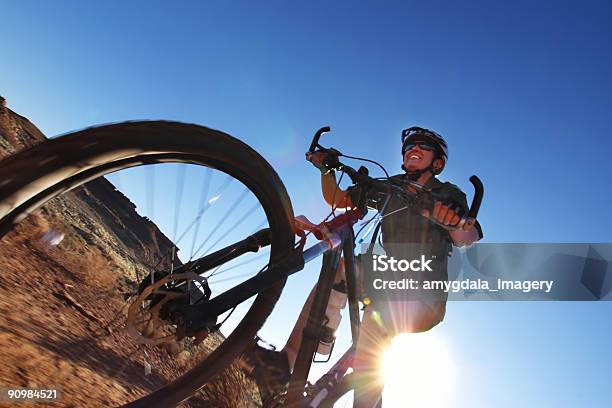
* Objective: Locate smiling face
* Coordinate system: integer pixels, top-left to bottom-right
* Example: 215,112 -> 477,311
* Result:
403,144 -> 439,172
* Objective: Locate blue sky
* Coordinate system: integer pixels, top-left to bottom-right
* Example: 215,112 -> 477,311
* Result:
2,1 -> 611,406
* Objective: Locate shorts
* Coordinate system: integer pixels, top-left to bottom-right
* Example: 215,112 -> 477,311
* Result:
372,299 -> 447,335
349,254 -> 447,334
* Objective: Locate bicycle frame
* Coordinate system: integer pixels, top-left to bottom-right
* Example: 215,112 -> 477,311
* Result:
173,210 -> 363,335
163,207 -> 365,405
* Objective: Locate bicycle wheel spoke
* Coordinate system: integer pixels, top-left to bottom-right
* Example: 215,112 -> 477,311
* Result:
205,251 -> 269,278
146,165 -> 155,220
153,173 -> 237,266
204,265 -> 223,279
174,174 -> 236,259
208,270 -> 258,284
190,168 -> 212,258
172,165 -> 187,242
200,201 -> 261,256
192,187 -> 250,258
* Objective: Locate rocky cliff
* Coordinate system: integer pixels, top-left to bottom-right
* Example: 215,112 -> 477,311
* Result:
0,96 -> 46,158
0,96 -> 179,279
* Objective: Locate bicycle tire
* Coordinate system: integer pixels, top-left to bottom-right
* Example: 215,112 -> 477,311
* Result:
0,121 -> 295,407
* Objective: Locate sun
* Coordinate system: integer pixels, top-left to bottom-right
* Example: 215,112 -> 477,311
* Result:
381,331 -> 455,407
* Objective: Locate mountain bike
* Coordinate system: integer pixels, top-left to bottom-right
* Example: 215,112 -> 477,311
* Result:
0,122 -> 482,407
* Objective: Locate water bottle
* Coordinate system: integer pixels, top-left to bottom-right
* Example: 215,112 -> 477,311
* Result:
317,280 -> 348,355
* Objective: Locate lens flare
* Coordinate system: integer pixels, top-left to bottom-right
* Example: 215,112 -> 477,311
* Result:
382,331 -> 454,407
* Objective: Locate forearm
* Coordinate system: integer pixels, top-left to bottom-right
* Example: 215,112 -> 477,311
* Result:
321,171 -> 353,208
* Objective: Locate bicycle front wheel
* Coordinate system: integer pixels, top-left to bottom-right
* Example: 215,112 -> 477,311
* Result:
0,121 -> 295,407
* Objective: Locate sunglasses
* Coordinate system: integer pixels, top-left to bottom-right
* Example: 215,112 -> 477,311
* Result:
401,141 -> 440,157
402,142 -> 438,152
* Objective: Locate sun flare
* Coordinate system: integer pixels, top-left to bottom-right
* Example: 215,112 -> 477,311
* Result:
381,332 -> 454,407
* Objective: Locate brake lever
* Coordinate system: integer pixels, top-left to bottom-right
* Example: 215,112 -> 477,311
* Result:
336,163 -> 367,184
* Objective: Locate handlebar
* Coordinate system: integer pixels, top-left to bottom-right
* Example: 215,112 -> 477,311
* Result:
467,175 -> 484,219
306,127 -> 484,232
308,126 -> 331,153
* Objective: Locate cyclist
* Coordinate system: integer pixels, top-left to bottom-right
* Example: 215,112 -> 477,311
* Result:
245,127 -> 483,407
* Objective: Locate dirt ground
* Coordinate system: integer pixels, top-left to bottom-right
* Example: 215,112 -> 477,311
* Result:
0,217 -> 260,408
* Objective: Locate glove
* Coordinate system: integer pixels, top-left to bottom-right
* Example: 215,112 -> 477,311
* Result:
421,200 -> 465,227
305,150 -> 336,175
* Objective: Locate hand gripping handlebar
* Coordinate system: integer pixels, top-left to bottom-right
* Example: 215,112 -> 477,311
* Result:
307,127 -> 484,232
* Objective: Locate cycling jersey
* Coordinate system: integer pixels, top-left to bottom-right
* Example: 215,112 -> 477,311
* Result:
348,173 -> 483,334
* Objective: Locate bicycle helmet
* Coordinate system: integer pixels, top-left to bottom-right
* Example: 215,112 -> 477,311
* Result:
401,126 -> 448,175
